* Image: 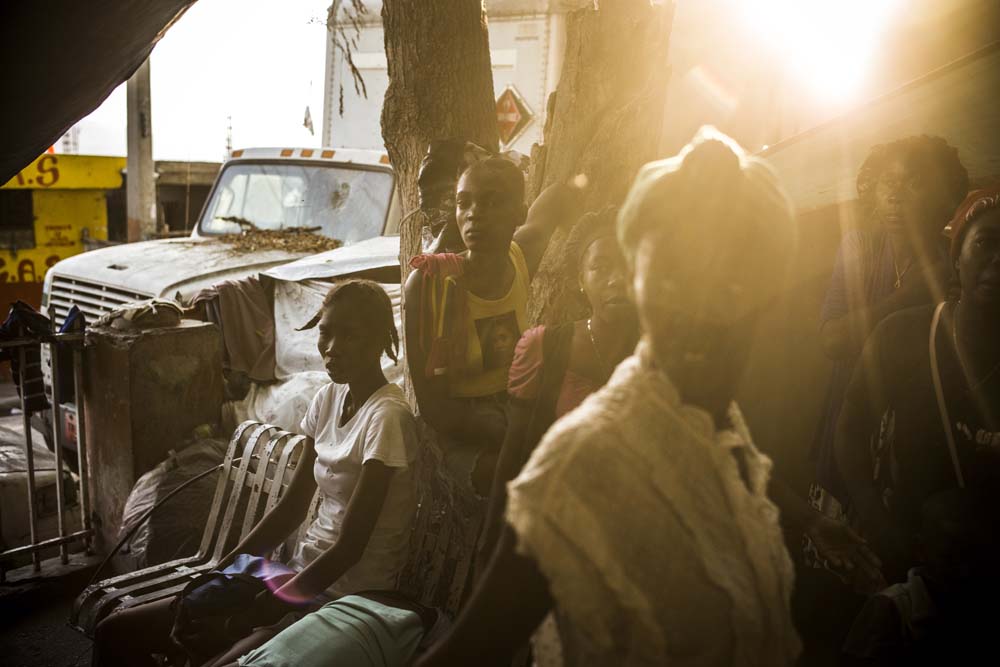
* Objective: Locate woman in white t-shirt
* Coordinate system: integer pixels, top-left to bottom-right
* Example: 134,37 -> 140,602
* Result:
207,278 -> 423,662
94,279 -> 425,667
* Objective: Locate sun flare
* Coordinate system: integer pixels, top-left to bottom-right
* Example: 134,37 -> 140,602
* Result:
740,0 -> 902,102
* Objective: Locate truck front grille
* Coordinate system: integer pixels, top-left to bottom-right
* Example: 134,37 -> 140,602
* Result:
48,275 -> 153,324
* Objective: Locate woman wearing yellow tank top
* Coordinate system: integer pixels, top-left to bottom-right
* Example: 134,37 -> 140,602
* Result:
404,158 -> 580,496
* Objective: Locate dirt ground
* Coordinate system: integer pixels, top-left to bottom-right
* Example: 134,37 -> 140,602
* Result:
0,568 -> 93,667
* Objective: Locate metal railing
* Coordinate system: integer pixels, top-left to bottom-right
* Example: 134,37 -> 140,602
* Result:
0,321 -> 92,582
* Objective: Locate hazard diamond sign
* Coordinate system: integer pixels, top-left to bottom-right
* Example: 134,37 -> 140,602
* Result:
496,86 -> 533,147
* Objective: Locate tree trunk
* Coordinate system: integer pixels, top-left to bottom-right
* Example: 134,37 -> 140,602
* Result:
381,0 -> 499,278
380,1 -> 500,613
527,0 -> 675,326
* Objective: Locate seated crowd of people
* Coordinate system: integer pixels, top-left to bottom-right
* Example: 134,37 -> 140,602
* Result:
91,127 -> 1000,666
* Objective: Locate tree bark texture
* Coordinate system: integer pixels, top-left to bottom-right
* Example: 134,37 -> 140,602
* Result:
527,0 -> 675,326
380,0 -> 500,614
381,0 -> 499,277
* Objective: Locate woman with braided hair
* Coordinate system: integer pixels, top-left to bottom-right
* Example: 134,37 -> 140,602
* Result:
809,135 -> 969,571
94,279 -> 427,667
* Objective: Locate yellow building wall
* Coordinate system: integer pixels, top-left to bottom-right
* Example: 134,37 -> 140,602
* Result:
2,154 -> 125,191
1,154 -> 123,288
0,190 -> 110,284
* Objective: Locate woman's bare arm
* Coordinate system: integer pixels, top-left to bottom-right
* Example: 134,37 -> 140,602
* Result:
226,460 -> 396,632
514,183 -> 583,279
273,460 -> 394,601
769,476 -> 883,592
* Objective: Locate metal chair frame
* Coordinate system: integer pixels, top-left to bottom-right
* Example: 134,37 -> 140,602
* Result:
70,421 -> 307,637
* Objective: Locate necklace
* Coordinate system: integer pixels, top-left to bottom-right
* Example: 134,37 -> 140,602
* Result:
952,303 -> 1000,390
587,318 -> 611,376
892,256 -> 912,289
887,237 -> 914,289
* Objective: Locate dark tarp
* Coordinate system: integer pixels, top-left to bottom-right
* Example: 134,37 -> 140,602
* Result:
0,1 -> 196,183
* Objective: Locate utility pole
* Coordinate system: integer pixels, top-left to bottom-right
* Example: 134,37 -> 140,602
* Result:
126,58 -> 156,242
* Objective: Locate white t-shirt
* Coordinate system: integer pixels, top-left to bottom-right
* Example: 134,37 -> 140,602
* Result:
290,381 -> 419,597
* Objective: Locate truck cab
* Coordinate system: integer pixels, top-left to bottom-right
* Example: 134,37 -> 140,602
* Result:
41,147 -> 400,322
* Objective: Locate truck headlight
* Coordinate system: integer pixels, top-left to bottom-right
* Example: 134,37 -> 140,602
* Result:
41,271 -> 54,309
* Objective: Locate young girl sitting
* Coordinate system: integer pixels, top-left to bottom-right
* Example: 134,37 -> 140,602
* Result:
93,279 -> 423,667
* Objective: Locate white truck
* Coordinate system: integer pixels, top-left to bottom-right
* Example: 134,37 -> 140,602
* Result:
38,146 -> 401,446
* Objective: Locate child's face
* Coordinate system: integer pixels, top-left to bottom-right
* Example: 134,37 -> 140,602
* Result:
317,296 -> 382,383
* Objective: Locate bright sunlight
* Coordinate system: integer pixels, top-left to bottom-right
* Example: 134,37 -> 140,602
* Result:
740,0 -> 902,102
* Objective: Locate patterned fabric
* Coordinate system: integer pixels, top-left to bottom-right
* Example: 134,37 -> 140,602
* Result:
507,340 -> 801,666
395,399 -> 504,616
409,252 -> 466,380
454,244 -> 532,398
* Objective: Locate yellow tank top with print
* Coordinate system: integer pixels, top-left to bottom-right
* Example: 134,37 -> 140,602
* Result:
450,242 -> 531,398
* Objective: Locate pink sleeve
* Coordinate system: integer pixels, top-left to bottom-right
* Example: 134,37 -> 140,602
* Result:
507,326 -> 546,400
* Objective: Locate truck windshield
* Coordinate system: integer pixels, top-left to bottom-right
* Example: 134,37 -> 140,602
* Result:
199,162 -> 394,243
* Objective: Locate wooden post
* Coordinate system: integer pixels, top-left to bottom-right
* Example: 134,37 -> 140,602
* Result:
127,58 -> 156,242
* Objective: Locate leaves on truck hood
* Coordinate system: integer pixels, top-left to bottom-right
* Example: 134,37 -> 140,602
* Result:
217,222 -> 343,255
